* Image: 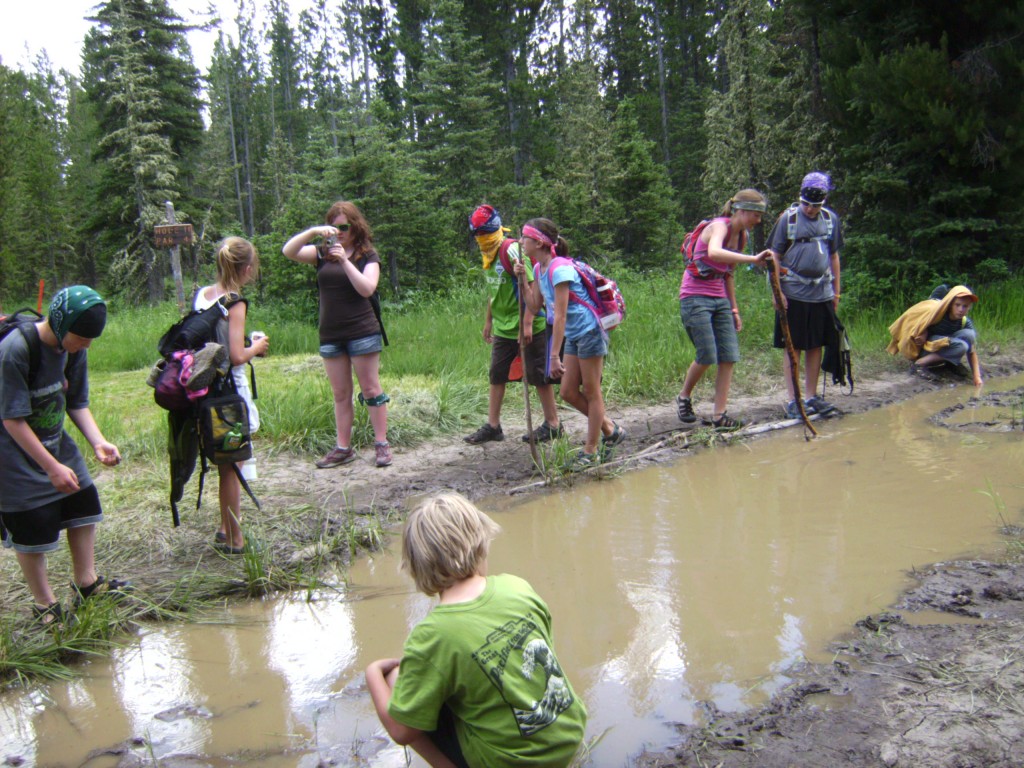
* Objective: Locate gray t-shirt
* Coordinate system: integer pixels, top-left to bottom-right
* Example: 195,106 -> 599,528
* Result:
0,328 -> 91,513
768,205 -> 843,303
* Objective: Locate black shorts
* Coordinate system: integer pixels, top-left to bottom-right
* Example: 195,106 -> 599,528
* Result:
489,333 -> 549,387
773,299 -> 832,351
0,484 -> 103,554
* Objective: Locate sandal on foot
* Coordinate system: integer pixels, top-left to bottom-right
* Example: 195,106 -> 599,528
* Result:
464,423 -> 504,444
522,421 -> 564,443
215,531 -> 227,544
711,412 -> 743,431
73,575 -> 133,605
601,423 -> 626,448
215,543 -> 246,555
32,602 -> 69,627
676,395 -> 697,424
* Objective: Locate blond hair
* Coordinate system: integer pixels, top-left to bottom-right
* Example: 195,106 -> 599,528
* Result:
719,188 -> 767,217
401,493 -> 501,596
215,236 -> 259,295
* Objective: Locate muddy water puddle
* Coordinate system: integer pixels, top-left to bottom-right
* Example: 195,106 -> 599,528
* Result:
3,376 -> 1023,766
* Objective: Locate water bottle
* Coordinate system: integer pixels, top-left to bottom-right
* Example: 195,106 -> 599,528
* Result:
223,424 -> 244,451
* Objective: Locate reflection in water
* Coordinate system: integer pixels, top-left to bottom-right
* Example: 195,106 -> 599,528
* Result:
2,376 -> 1022,766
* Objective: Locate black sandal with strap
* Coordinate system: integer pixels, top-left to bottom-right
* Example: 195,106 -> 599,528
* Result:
73,575 -> 132,605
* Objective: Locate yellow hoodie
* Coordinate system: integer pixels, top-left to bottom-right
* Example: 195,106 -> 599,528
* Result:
886,285 -> 977,361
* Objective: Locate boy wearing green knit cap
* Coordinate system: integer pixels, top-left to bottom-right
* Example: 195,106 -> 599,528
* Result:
0,286 -> 129,626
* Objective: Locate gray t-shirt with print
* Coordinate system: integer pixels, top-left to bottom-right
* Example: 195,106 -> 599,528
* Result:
0,328 -> 91,513
767,205 -> 843,303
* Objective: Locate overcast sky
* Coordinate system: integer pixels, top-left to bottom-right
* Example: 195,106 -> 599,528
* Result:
0,1 -> 315,78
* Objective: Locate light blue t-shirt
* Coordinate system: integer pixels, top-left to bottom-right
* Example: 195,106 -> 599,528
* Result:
538,259 -> 600,341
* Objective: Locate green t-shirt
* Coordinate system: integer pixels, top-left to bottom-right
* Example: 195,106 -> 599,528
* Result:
388,573 -> 587,768
486,241 -> 547,340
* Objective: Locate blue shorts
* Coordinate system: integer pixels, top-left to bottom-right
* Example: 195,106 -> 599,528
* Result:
0,484 -> 103,554
319,334 -> 383,358
681,296 -> 739,365
564,327 -> 608,359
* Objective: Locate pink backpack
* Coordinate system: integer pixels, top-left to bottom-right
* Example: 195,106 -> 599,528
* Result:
547,257 -> 626,331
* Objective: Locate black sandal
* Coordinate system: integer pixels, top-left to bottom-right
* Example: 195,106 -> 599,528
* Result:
73,575 -> 132,605
32,602 -> 68,628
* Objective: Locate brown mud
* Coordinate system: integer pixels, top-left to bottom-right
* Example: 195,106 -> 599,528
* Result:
247,351 -> 1024,768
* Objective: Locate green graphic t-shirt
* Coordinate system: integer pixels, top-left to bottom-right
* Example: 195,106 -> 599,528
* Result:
389,573 -> 587,768
486,241 -> 547,340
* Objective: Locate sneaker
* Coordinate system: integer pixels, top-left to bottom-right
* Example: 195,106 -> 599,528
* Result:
804,395 -> 836,415
375,441 -> 393,467
711,412 -> 743,430
464,423 -> 504,445
72,575 -> 132,606
676,395 -> 697,424
602,423 -> 626,448
315,446 -> 356,468
784,399 -> 813,420
522,421 -> 565,443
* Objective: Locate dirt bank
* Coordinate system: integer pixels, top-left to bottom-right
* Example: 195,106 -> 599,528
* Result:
252,352 -> 1024,768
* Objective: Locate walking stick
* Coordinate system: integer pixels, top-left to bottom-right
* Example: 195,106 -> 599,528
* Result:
767,257 -> 817,437
515,261 -> 540,465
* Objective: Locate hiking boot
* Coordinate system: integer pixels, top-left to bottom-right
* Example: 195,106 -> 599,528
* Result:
804,396 -> 836,415
184,342 -> 227,392
784,399 -> 813,420
522,421 -> 564,443
146,359 -> 165,388
375,441 -> 393,467
711,412 -> 743,431
464,423 -> 504,445
676,395 -> 697,424
72,576 -> 132,606
602,423 -> 626,448
909,363 -> 939,382
315,446 -> 356,469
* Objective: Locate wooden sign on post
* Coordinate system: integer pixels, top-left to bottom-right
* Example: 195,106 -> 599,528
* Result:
154,223 -> 194,248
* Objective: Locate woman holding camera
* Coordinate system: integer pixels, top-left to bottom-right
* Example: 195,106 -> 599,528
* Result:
282,201 -> 392,468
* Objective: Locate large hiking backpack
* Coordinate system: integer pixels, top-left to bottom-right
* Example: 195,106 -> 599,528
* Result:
149,294 -> 259,527
547,257 -> 626,331
680,218 -> 746,281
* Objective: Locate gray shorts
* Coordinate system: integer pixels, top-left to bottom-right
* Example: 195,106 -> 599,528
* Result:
680,296 -> 739,365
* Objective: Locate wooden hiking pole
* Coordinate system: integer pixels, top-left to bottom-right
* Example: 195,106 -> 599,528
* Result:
515,261 -> 540,465
767,257 -> 817,437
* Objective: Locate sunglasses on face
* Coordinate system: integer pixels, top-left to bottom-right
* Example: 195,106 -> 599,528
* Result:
800,199 -> 825,208
799,187 -> 828,204
332,223 -> 351,232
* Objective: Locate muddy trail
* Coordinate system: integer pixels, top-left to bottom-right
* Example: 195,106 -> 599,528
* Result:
244,353 -> 1024,768
257,353 -> 1024,517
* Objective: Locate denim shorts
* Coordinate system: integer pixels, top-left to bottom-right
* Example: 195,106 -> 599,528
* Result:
680,296 -> 739,365
320,334 -> 383,358
564,326 -> 608,359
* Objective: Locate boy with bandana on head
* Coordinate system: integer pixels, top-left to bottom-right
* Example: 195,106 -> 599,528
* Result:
0,286 -> 128,625
463,205 -> 562,445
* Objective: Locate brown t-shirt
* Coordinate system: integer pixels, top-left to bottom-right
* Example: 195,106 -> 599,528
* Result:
316,247 -> 382,344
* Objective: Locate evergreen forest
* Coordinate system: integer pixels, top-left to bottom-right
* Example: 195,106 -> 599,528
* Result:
1,0 -> 1022,312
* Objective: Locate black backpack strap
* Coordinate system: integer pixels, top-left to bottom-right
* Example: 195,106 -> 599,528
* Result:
356,254 -> 388,346
19,322 -> 42,385
232,463 -> 261,510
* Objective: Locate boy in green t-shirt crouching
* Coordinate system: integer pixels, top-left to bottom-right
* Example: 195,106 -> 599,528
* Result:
365,493 -> 587,768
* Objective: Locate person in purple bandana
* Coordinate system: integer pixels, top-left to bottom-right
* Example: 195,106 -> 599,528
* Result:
767,172 -> 844,420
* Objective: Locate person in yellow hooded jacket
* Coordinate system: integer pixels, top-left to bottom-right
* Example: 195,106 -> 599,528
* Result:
887,284 -> 982,386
